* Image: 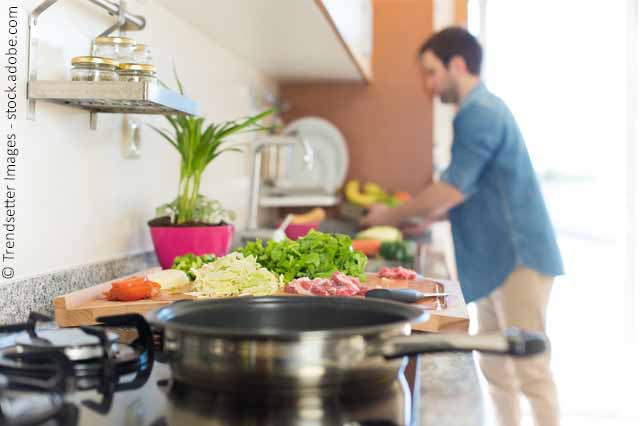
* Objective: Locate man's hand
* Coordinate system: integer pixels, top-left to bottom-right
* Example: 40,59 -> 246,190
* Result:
360,182 -> 462,230
360,204 -> 392,227
399,219 -> 432,237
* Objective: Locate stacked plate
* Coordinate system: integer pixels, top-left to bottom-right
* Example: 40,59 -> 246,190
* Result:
268,117 -> 349,195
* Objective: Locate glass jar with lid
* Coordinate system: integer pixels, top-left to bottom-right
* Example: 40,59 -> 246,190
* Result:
132,44 -> 152,64
92,36 -> 137,62
70,56 -> 119,81
118,63 -> 157,83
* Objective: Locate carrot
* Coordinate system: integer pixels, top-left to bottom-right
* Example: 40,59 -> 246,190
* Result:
352,239 -> 382,256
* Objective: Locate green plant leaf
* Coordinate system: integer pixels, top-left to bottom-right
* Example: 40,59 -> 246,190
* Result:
156,79 -> 171,90
165,115 -> 181,137
217,109 -> 275,139
154,70 -> 274,225
173,63 -> 184,95
216,147 -> 243,155
148,124 -> 179,152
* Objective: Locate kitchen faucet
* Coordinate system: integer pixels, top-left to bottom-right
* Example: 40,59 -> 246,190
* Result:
245,132 -> 314,232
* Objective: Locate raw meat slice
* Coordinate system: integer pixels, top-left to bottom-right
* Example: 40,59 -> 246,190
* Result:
378,266 -> 418,280
285,273 -> 369,297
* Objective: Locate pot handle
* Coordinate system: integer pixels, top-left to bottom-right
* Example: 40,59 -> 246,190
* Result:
380,327 -> 547,358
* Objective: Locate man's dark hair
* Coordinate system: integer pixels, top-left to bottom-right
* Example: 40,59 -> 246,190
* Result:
418,27 -> 483,75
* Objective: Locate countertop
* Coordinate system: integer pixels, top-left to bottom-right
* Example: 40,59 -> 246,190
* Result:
0,218 -> 485,425
411,238 -> 485,426
318,217 -> 485,426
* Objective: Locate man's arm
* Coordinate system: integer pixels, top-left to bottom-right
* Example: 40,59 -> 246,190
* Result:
388,181 -> 464,225
361,181 -> 464,227
430,211 -> 449,222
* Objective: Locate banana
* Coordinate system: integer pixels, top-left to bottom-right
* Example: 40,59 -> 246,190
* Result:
291,208 -> 326,224
363,182 -> 388,201
345,180 -> 378,207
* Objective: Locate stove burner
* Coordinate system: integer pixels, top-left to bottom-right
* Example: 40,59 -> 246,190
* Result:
0,348 -> 78,426
13,328 -> 119,361
156,377 -> 411,426
0,389 -> 79,426
2,312 -> 415,425
0,312 -> 154,421
149,419 -> 401,426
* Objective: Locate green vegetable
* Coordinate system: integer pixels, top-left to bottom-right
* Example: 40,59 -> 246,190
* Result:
190,252 -> 282,298
236,230 -> 368,282
379,240 -> 416,262
355,226 -> 403,242
384,196 -> 402,207
172,253 -> 217,280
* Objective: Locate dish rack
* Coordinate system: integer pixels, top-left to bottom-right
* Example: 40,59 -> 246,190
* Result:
26,0 -> 199,129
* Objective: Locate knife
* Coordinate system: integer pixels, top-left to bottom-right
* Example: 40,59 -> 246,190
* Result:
365,288 -> 450,303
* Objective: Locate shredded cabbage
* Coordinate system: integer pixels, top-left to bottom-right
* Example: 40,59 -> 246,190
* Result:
188,252 -> 283,298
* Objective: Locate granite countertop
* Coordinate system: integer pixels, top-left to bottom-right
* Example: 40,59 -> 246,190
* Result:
413,239 -> 485,426
0,251 -> 157,324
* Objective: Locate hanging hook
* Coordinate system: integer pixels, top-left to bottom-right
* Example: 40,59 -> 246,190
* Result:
97,13 -> 127,38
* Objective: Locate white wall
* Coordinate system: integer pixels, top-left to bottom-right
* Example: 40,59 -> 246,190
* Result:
431,0 -> 456,174
2,0 -> 276,280
430,0 -> 458,280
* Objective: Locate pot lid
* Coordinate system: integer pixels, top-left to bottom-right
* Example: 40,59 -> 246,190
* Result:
148,296 -> 428,339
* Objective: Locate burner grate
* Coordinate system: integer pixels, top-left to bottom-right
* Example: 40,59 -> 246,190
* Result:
0,312 -> 155,419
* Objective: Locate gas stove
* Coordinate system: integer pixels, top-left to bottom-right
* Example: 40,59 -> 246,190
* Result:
0,313 -> 413,426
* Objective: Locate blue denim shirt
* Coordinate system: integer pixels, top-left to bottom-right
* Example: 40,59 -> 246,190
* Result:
441,83 -> 564,302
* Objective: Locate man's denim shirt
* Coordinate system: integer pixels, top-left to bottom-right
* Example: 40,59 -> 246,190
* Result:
441,83 -> 564,303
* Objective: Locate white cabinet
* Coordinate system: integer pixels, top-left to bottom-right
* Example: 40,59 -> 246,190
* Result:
319,0 -> 373,81
157,0 -> 372,82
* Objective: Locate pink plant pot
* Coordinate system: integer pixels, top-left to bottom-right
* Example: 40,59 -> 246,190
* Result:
284,222 -> 320,240
149,224 -> 234,269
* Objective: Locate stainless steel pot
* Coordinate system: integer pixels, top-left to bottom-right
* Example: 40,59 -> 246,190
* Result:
147,296 -> 546,392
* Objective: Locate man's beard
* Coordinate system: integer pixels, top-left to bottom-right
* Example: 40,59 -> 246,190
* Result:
439,87 -> 459,104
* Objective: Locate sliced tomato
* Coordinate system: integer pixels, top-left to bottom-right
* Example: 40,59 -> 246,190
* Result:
106,286 -> 150,301
148,280 -> 161,297
111,276 -> 147,288
105,276 -> 161,301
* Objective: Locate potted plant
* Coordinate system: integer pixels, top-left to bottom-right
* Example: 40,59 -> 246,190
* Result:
148,71 -> 273,269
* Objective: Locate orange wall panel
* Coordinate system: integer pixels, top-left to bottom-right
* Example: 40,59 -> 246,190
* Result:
280,0 -> 434,194
455,0 -> 468,26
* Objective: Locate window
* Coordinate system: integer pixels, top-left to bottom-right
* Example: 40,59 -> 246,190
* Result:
469,0 -> 640,423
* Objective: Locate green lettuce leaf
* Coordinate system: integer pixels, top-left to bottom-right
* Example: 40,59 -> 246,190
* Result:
236,230 -> 367,282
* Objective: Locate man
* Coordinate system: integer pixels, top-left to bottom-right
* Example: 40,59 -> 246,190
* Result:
361,27 -> 564,426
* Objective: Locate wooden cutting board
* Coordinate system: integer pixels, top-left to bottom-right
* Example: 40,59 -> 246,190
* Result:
364,274 -> 469,332
54,268 -> 193,327
54,271 -> 469,332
